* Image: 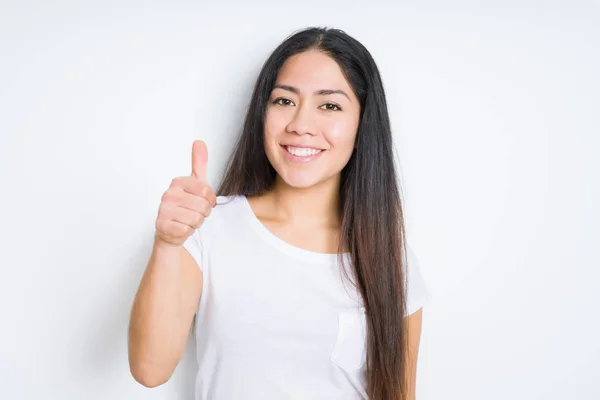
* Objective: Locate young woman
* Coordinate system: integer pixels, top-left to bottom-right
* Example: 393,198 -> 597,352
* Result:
128,27 -> 430,400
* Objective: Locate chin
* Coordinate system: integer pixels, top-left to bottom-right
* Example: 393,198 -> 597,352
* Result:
272,168 -> 321,189
279,175 -> 321,189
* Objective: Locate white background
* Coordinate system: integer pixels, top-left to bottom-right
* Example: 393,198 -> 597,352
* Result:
1,1 -> 598,399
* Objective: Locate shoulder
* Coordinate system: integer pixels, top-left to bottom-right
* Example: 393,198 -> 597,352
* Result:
403,244 -> 431,316
183,195 -> 245,259
201,194 -> 246,232
214,194 -> 244,208
212,195 -> 246,217
404,245 -> 419,272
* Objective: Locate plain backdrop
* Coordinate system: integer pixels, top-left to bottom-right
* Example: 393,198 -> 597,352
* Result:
1,1 -> 598,399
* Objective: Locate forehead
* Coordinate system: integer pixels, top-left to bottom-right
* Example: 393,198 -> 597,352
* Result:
276,50 -> 352,92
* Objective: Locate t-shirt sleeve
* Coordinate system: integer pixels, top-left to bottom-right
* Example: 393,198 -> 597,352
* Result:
404,245 -> 431,316
183,227 -> 204,272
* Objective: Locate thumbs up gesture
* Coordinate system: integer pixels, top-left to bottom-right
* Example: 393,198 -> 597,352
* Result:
155,140 -> 217,247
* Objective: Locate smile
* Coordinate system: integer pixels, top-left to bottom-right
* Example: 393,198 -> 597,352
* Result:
281,145 -> 325,163
285,145 -> 323,156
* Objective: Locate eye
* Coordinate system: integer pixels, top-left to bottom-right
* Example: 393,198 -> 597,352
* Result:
273,97 -> 295,106
320,103 -> 342,111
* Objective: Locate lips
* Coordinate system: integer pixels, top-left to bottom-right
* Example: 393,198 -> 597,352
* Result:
282,144 -> 325,150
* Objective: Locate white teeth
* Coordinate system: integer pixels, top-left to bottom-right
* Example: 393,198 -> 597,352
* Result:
286,146 -> 322,157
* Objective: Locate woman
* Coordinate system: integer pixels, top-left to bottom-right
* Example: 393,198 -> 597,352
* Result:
128,26 -> 429,400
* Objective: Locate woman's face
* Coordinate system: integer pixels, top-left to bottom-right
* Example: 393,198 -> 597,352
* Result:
264,50 -> 361,190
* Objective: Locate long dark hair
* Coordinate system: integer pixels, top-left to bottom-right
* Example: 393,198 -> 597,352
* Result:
217,27 -> 408,400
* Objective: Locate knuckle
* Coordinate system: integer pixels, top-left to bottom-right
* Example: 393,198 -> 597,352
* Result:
202,201 -> 212,217
164,192 -> 184,208
155,219 -> 167,233
158,204 -> 171,218
200,184 -> 211,198
173,223 -> 186,237
182,224 -> 194,237
193,180 -> 205,195
192,195 -> 205,212
170,176 -> 187,188
161,191 -> 172,203
162,188 -> 182,204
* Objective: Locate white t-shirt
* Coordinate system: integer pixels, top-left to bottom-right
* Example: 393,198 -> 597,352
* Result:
183,195 -> 430,400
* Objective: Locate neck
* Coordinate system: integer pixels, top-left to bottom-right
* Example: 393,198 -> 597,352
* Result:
266,175 -> 342,226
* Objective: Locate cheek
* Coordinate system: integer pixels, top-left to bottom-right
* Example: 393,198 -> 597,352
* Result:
325,119 -> 358,150
263,111 -> 287,161
265,109 -> 287,138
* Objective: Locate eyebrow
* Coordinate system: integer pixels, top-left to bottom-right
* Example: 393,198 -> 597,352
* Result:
273,84 -> 351,101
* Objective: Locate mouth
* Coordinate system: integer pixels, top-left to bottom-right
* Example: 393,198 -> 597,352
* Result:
281,145 -> 325,162
283,145 -> 324,156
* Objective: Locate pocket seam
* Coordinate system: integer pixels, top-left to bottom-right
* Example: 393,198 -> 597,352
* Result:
330,307 -> 367,371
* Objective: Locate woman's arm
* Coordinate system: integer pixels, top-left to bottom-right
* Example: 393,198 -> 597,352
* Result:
128,140 -> 213,387
127,240 -> 203,387
405,308 -> 424,400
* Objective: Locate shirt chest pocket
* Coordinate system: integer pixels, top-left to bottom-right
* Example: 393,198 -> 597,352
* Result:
330,307 -> 367,372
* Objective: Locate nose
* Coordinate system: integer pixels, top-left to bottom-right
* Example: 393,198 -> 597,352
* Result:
286,103 -> 317,136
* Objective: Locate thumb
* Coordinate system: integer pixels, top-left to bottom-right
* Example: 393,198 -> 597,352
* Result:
191,140 -> 208,181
